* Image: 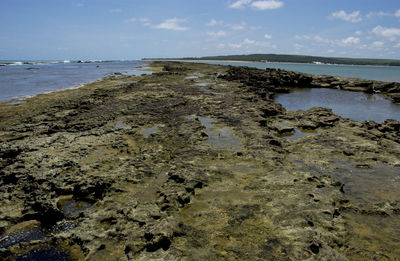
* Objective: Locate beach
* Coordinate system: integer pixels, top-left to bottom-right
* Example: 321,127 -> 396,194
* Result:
0,61 -> 400,260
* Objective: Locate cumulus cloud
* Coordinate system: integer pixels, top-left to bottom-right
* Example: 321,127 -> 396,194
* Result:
229,0 -> 251,9
152,18 -> 189,31
341,36 -> 360,45
331,10 -> 362,23
206,19 -> 218,26
251,0 -> 283,10
293,43 -> 303,50
372,26 -> 400,39
228,22 -> 246,30
206,31 -> 228,37
243,38 -> 255,44
372,41 -> 384,48
264,34 -> 272,39
295,35 -> 311,40
228,38 -> 276,49
314,35 -> 331,44
355,30 -> 362,35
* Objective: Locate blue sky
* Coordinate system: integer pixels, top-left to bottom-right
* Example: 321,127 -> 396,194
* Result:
1,0 -> 399,60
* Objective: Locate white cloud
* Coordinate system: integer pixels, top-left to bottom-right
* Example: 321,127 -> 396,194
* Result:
228,22 -> 246,30
229,43 -> 243,48
152,18 -> 189,31
243,38 -> 255,44
341,36 -> 360,45
366,11 -> 391,19
331,10 -> 362,23
264,34 -> 272,39
394,43 -> 400,48
355,30 -> 362,35
293,43 -> 303,50
295,34 -> 311,40
109,8 -> 121,13
206,19 -> 217,26
251,0 -> 284,10
227,38 -> 276,50
396,9 -> 400,18
327,49 -> 335,54
372,41 -> 384,48
314,35 -> 331,44
372,26 -> 400,39
207,31 -> 228,37
229,0 -> 251,9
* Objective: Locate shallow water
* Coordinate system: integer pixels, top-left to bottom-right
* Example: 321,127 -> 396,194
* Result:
187,115 -> 240,150
0,60 -> 147,101
0,228 -> 45,249
60,199 -> 93,217
192,60 -> 400,82
141,124 -> 165,137
16,248 -> 69,261
275,88 -> 400,123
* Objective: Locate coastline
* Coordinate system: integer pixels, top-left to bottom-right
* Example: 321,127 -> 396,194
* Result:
0,61 -> 399,260
0,61 -> 150,102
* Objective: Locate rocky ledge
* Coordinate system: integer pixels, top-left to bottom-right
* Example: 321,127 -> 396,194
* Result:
221,65 -> 400,103
0,61 -> 399,260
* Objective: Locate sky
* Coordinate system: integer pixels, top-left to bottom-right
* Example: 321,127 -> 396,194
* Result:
1,0 -> 400,60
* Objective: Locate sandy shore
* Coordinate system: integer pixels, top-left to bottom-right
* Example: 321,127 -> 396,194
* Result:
0,61 -> 399,260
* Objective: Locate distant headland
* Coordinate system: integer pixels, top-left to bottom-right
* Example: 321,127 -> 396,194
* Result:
143,53 -> 400,66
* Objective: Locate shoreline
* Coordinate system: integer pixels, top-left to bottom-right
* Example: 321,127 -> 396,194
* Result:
0,61 -> 399,260
0,62 -> 151,103
146,59 -> 400,68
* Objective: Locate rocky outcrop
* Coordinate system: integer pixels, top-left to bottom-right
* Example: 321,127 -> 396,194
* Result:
220,65 -> 400,103
1,61 -> 399,260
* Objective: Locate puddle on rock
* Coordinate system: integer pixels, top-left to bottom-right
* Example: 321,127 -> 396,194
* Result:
203,91 -> 224,96
330,160 -> 400,206
8,101 -> 26,106
140,124 -> 165,137
115,121 -> 128,128
186,115 -> 240,151
0,222 -> 45,249
53,221 -> 76,234
275,88 -> 400,123
58,197 -> 94,217
285,129 -> 320,141
196,83 -> 208,87
292,157 -> 400,259
16,248 -> 70,261
274,122 -> 320,141
186,75 -> 201,79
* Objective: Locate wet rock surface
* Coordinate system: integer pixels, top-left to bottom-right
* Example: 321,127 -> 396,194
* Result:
0,61 -> 399,260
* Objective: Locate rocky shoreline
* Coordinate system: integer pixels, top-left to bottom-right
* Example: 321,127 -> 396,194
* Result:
0,61 -> 399,260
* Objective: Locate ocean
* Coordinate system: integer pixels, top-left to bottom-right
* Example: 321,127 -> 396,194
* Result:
0,60 -> 148,101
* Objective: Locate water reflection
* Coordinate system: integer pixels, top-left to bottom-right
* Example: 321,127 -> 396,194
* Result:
275,88 -> 400,123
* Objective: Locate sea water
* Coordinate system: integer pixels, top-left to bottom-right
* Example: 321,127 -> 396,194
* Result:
0,60 -> 147,101
191,60 -> 400,83
275,88 -> 400,123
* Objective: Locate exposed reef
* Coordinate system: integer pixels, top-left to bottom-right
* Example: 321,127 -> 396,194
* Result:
0,62 -> 399,260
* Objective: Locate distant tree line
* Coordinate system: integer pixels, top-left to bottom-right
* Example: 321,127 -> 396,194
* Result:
143,54 -> 400,66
